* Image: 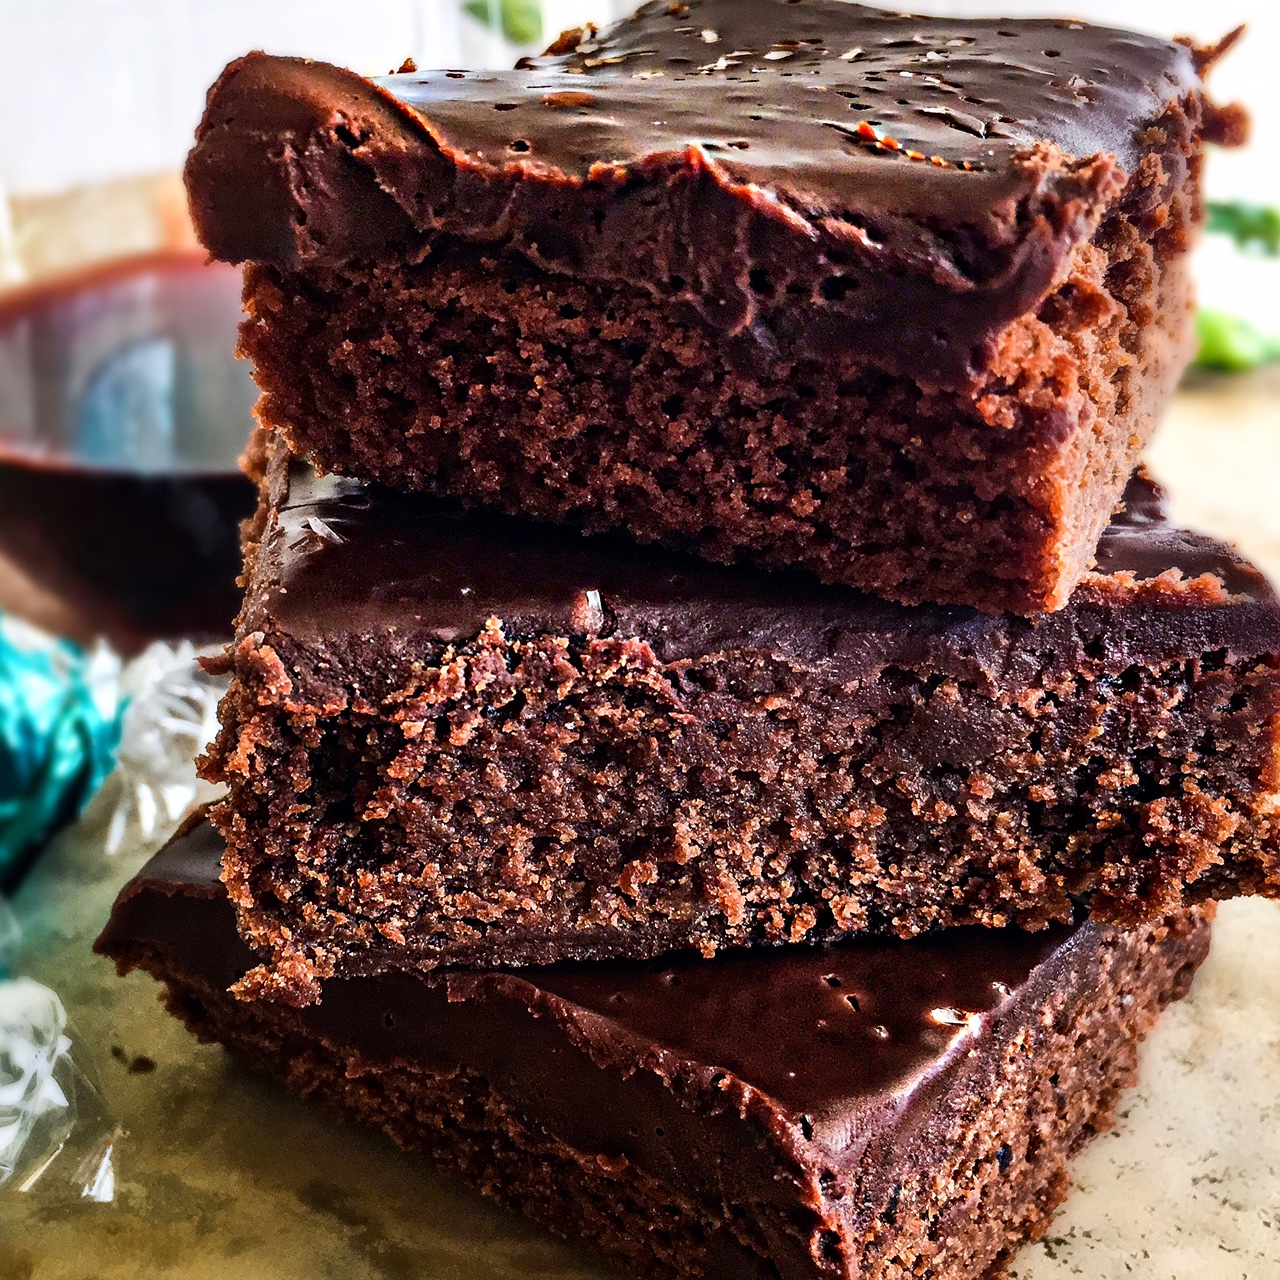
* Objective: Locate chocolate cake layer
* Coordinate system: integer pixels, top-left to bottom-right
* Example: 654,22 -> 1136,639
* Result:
97,820 -> 1213,1280
199,440 -> 1279,1004
185,1 -> 1244,613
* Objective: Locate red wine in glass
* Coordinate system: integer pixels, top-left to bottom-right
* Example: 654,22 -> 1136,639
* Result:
0,252 -> 257,652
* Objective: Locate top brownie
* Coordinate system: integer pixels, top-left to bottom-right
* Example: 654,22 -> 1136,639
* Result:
186,1 -> 1241,612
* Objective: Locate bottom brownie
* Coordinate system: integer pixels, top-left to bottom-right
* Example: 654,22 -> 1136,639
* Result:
97,820 -> 1212,1280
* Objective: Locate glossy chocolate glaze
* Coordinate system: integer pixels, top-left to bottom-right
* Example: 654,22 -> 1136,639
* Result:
247,453 -> 1280,690
99,818 -> 1081,1170
400,2 -> 1192,193
185,1 -> 1223,386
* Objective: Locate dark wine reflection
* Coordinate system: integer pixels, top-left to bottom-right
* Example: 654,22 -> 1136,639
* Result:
0,252 -> 257,652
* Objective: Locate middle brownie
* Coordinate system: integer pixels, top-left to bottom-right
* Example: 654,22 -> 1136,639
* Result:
203,439 -> 1280,1004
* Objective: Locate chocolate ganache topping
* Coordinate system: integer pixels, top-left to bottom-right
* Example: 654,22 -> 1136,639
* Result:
247,454 -> 1280,689
184,0 -> 1234,386
409,2 -> 1189,193
99,818 -> 1078,1164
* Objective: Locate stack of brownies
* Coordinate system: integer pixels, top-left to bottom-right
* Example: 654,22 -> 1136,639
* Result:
98,3 -> 1280,1277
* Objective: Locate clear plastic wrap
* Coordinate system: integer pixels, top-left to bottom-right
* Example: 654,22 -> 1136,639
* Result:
103,640 -> 226,855
0,935 -> 118,1200
0,631 -> 228,1202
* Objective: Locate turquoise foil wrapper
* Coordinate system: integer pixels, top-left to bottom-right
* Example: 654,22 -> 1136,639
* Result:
0,616 -> 121,891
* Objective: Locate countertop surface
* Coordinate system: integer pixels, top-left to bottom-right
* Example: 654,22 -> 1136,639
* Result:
2,377 -> 1279,1280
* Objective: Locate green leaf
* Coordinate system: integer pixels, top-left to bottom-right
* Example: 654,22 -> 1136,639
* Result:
1205,200 -> 1280,256
1193,309 -> 1280,373
462,0 -> 543,46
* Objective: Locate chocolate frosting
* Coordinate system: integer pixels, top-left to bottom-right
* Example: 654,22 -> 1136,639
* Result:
246,453 -> 1280,693
98,819 -> 1084,1174
399,3 -> 1190,194
184,0 -> 1219,386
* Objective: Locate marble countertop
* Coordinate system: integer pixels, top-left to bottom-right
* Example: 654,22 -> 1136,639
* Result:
3,377 -> 1279,1279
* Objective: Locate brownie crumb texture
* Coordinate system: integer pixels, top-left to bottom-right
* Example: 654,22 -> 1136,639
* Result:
204,601 -> 1277,1003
